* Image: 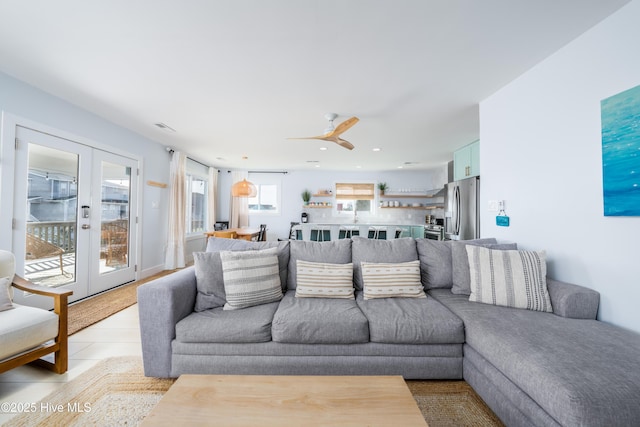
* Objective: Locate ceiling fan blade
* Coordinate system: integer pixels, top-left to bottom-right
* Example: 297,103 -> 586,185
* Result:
287,115 -> 358,149
332,116 -> 359,136
286,135 -> 329,140
334,137 -> 355,150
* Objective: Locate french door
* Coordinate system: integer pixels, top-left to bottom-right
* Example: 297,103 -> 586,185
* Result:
11,126 -> 138,308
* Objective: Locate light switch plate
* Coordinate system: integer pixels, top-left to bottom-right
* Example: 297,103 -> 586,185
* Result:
496,216 -> 510,227
488,200 -> 499,211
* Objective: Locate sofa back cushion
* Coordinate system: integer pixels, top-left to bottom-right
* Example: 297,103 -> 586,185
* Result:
194,238 -> 289,311
416,239 -> 453,289
287,239 -> 352,290
417,238 -> 498,290
352,237 -> 418,291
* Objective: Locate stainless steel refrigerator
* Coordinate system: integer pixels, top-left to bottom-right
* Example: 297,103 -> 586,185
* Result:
444,176 -> 479,240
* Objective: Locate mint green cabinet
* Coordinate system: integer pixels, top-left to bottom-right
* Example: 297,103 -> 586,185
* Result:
453,140 -> 479,181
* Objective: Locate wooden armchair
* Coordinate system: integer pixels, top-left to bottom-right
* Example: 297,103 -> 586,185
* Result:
0,250 -> 72,375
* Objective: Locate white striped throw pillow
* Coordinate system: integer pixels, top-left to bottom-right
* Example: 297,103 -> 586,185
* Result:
295,260 -> 354,299
361,260 -> 426,300
466,246 -> 552,312
219,247 -> 283,310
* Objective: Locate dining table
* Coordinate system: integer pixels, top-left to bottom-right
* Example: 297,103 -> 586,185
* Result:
204,227 -> 261,241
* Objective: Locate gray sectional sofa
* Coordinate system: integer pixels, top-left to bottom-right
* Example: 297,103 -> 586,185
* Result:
138,236 -> 640,427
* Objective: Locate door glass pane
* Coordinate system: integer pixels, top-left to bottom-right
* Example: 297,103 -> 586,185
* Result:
24,144 -> 77,287
100,162 -> 130,273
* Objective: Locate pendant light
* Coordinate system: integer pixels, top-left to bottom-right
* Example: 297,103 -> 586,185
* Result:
231,178 -> 257,197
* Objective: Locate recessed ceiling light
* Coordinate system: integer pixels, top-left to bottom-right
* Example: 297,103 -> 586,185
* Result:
356,165 -> 362,169
319,147 -> 328,151
372,148 -> 381,152
397,166 -> 404,169
315,164 -> 320,168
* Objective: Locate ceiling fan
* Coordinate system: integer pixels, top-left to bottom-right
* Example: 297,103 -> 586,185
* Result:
289,113 -> 359,150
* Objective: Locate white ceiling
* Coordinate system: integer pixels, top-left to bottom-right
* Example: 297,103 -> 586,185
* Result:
0,0 -> 630,171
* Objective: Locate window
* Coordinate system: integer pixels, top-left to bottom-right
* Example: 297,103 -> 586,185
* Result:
334,183 -> 375,216
185,159 -> 209,235
248,174 -> 281,214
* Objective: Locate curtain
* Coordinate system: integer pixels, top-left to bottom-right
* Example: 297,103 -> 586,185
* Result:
207,166 -> 218,230
230,170 -> 249,228
164,151 -> 187,269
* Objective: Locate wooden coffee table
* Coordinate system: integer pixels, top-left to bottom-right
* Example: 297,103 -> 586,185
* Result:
142,375 -> 427,426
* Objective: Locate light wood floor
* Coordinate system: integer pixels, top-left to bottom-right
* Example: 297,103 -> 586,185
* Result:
0,304 -> 141,424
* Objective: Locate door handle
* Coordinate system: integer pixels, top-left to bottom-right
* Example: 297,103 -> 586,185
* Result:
81,224 -> 91,230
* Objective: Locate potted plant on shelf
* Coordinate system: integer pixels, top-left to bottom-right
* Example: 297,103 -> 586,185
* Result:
378,182 -> 388,196
302,189 -> 312,206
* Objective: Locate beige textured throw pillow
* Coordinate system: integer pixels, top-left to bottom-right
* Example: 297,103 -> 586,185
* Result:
362,260 -> 426,300
295,260 -> 354,298
0,277 -> 14,312
219,247 -> 283,310
467,246 -> 552,312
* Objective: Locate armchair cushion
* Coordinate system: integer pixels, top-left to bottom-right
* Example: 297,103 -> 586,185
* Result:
1,277 -> 13,312
0,304 -> 58,360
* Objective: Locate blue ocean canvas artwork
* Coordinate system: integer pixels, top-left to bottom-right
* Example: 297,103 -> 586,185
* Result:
601,84 -> 640,216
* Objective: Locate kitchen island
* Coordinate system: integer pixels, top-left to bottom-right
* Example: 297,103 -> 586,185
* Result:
292,223 -> 433,241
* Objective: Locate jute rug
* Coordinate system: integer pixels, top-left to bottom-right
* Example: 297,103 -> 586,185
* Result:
5,357 -> 503,427
68,269 -> 179,335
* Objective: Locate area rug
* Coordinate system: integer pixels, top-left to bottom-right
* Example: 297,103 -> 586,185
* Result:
4,357 -> 174,427
4,357 -> 503,427
407,380 -> 504,426
67,269 -> 179,335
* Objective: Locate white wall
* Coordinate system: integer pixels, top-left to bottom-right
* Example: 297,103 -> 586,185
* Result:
0,72 -> 170,278
479,0 -> 640,332
217,167 -> 448,241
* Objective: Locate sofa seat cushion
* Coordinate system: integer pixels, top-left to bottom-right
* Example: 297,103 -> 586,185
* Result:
430,289 -> 640,427
0,304 -> 58,360
272,291 -> 369,344
356,293 -> 464,344
175,300 -> 280,343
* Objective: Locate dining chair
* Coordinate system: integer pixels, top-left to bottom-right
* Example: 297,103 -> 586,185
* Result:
257,224 -> 267,242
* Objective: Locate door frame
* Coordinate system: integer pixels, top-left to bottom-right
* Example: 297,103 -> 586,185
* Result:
0,112 -> 143,304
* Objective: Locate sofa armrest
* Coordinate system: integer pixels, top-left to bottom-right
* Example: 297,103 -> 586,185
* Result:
547,278 -> 599,319
137,266 -> 196,378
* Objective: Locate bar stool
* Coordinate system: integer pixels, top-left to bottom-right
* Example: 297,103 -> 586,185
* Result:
368,227 -> 387,239
338,226 -> 360,239
310,227 -> 331,242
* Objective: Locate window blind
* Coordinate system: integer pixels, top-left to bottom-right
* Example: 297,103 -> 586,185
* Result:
335,183 -> 375,200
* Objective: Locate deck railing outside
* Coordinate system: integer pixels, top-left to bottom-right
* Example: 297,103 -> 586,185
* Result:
27,221 -> 76,252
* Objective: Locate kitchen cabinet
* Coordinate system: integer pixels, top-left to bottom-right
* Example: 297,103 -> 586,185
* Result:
453,140 -> 479,181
